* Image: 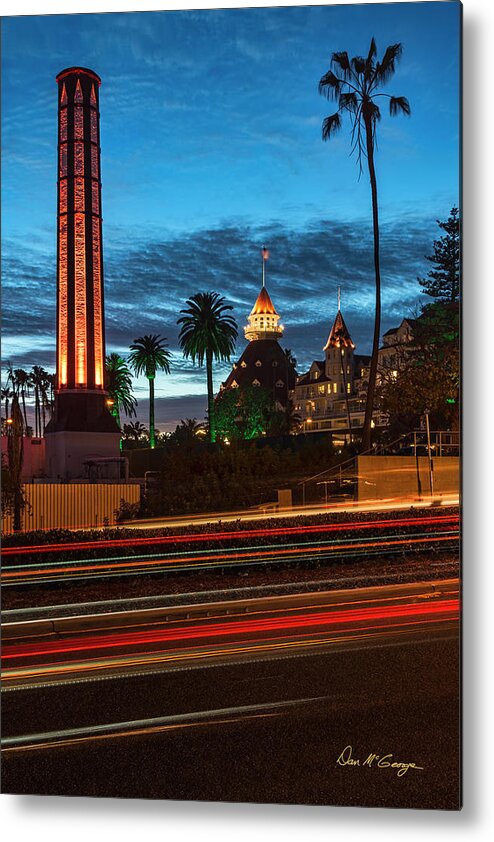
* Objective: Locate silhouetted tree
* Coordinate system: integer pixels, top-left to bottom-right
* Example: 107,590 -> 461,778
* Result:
178,292 -> 237,443
128,335 -> 171,449
419,207 -> 460,302
319,38 -> 410,452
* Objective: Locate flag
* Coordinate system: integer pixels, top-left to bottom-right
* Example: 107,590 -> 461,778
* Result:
262,246 -> 269,261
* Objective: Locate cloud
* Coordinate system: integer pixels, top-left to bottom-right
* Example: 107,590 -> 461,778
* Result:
2,213 -> 434,414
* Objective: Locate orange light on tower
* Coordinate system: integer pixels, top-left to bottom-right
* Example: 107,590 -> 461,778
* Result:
55,66 -> 106,392
45,68 -> 120,480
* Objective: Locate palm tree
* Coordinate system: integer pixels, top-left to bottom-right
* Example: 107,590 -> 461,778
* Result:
284,348 -> 297,369
178,292 -> 238,443
123,420 -> 148,443
12,369 -> 30,431
128,335 -> 171,449
1,386 -> 14,422
105,353 -> 137,430
319,39 -> 410,452
29,366 -> 50,437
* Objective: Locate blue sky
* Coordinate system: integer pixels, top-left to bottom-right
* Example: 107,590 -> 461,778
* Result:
1,2 -> 461,430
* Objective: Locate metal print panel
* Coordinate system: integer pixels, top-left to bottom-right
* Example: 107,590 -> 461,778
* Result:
1,1 -> 461,810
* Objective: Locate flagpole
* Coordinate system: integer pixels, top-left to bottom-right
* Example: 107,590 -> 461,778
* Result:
262,246 -> 266,288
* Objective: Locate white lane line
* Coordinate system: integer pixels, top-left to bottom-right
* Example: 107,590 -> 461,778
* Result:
2,695 -> 328,750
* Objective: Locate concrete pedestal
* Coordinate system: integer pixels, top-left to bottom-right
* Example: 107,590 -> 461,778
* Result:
44,389 -> 120,480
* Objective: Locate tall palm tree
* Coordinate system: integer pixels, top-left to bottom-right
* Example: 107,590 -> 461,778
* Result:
319,38 -> 410,452
178,292 -> 238,443
29,366 -> 49,437
128,335 -> 171,449
1,386 -> 14,422
105,353 -> 137,430
12,369 -> 30,431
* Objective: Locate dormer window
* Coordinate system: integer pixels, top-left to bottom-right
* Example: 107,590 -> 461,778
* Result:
241,361 -> 247,368
231,380 -> 239,389
272,360 -> 278,367
276,379 -> 284,388
252,379 -> 260,387
255,360 -> 262,367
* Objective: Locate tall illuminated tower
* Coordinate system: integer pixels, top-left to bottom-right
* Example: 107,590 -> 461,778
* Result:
45,67 -> 120,479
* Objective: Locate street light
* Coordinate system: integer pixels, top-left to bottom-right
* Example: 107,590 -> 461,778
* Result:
423,409 -> 434,498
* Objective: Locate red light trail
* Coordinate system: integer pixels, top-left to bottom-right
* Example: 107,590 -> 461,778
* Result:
3,513 -> 459,557
2,598 -> 459,664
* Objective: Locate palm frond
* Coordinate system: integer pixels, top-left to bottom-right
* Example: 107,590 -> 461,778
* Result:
339,92 -> 358,113
128,334 -> 171,379
351,56 -> 366,76
375,43 -> 403,84
389,95 -> 411,116
318,69 -> 341,100
178,291 -> 238,366
331,51 -> 351,79
322,111 -> 342,141
367,37 -> 377,64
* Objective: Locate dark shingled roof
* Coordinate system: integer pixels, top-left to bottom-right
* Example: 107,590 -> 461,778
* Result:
221,339 -> 296,406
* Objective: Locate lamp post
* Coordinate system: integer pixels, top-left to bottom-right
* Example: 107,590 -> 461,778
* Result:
424,409 -> 434,498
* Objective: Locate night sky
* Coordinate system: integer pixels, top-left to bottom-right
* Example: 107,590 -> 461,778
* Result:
1,2 -> 460,431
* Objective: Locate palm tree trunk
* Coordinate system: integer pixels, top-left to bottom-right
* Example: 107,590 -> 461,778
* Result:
341,351 -> 353,444
206,349 -> 215,443
21,390 -> 28,433
148,376 -> 155,449
362,115 -> 381,453
35,388 -> 39,437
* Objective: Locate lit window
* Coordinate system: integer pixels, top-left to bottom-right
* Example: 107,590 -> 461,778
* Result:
74,178 -> 84,212
74,213 -> 87,386
90,109 -> 97,143
74,78 -> 83,103
231,380 -> 239,388
252,379 -> 261,387
347,383 -> 351,393
59,179 -> 67,214
92,218 -> 103,387
255,360 -> 262,367
240,360 -> 247,368
74,142 -> 84,176
59,144 -> 67,177
333,383 -> 337,393
318,384 -> 325,395
91,145 -> 99,179
74,106 -> 84,140
60,82 -> 67,105
58,215 -> 68,387
91,180 -> 99,215
90,83 -> 97,106
60,109 -> 67,142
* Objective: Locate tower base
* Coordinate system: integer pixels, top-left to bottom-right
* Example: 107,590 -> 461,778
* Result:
44,390 -> 121,480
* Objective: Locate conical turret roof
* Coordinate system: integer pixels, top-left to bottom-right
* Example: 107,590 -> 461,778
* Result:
250,286 -> 278,317
323,310 -> 355,350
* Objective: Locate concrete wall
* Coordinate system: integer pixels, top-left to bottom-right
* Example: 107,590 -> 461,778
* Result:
357,455 -> 460,501
1,435 -> 46,480
2,482 -> 140,534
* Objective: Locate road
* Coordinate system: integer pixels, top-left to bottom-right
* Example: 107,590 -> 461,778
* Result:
2,579 -> 460,808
